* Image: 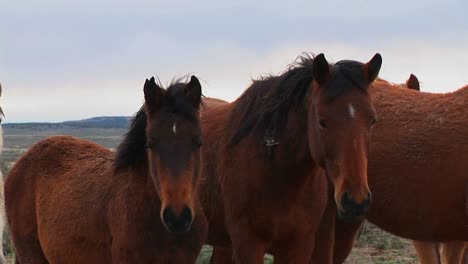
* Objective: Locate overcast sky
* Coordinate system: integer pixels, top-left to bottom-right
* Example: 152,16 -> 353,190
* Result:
1,1 -> 467,122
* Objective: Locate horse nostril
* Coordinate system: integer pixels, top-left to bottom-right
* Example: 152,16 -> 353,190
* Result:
162,207 -> 176,227
340,191 -> 372,218
341,191 -> 353,209
181,206 -> 193,228
161,206 -> 193,233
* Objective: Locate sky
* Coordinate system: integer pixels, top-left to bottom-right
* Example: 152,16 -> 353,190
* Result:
1,0 -> 467,122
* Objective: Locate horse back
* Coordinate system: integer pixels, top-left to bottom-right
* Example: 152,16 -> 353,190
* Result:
5,135 -> 115,261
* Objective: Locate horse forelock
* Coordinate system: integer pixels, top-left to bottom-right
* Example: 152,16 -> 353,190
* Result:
113,78 -> 201,175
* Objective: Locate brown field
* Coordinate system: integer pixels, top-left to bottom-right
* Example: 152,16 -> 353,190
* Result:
1,126 -> 418,263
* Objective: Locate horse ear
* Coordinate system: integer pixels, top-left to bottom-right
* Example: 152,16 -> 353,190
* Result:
364,53 -> 382,83
144,77 -> 163,113
406,74 -> 420,91
313,53 -> 331,86
185,75 -> 202,108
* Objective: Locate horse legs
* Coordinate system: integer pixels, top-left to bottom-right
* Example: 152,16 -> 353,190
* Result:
463,247 -> 468,264
309,196 -> 336,264
272,230 -> 318,264
7,200 -> 48,263
227,219 -> 267,264
332,218 -> 363,264
413,241 -> 440,264
210,247 -> 233,264
440,241 -> 467,264
11,236 -> 48,264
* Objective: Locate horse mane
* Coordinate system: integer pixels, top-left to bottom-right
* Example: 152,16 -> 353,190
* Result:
113,77 -> 199,174
113,106 -> 147,174
229,53 -> 368,146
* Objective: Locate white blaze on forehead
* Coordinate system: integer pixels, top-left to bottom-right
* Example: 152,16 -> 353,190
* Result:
172,122 -> 177,134
348,103 -> 356,119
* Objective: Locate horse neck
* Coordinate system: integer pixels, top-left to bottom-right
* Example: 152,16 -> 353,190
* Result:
269,106 -> 313,171
115,160 -> 162,206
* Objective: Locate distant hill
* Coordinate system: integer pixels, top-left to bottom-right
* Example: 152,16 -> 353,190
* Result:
3,116 -> 131,129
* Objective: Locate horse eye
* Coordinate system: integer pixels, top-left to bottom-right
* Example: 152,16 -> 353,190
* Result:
370,118 -> 377,126
319,119 -> 328,129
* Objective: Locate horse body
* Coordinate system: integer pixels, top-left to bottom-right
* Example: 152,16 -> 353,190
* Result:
328,80 -> 468,263
6,77 -> 208,263
7,136 -> 116,263
400,74 -> 468,264
201,53 -> 382,263
201,98 -> 329,262
367,80 -> 467,240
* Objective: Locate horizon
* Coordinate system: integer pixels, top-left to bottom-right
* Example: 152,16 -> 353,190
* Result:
1,1 -> 467,123
1,115 -> 129,124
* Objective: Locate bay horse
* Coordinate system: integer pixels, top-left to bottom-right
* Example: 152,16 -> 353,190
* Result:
5,76 -> 208,263
0,82 -> 6,264
201,53 -> 382,263
312,76 -> 468,263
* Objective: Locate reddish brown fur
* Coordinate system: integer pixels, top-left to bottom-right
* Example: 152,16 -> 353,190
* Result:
413,240 -> 467,264
313,79 -> 468,263
201,97 -> 329,264
201,54 -> 382,264
5,77 -> 208,263
403,74 -> 467,264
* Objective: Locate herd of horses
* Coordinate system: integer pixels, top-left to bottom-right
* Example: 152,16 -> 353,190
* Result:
0,52 -> 466,263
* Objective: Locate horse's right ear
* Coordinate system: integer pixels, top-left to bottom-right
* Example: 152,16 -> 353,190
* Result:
144,77 -> 163,113
313,53 -> 331,86
365,53 -> 382,83
185,75 -> 202,109
406,74 -> 420,91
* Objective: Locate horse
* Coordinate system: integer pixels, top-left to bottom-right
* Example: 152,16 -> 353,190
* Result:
413,241 -> 467,264
200,53 -> 382,264
405,74 -> 420,91
312,76 -> 468,263
401,75 -> 468,264
5,76 -> 208,263
0,82 -> 6,264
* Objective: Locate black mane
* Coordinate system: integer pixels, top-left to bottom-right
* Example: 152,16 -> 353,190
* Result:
229,53 -> 368,146
113,78 -> 199,173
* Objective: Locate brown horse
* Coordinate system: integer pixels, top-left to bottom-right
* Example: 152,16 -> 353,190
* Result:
201,53 -> 382,263
313,76 -> 468,263
405,73 -> 420,91
5,76 -> 208,263
402,75 -> 468,264
413,241 -> 467,264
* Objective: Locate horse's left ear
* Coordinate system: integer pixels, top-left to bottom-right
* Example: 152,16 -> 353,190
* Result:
185,75 -> 202,108
364,53 -> 382,83
144,77 -> 164,113
313,53 -> 331,86
406,74 -> 420,91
